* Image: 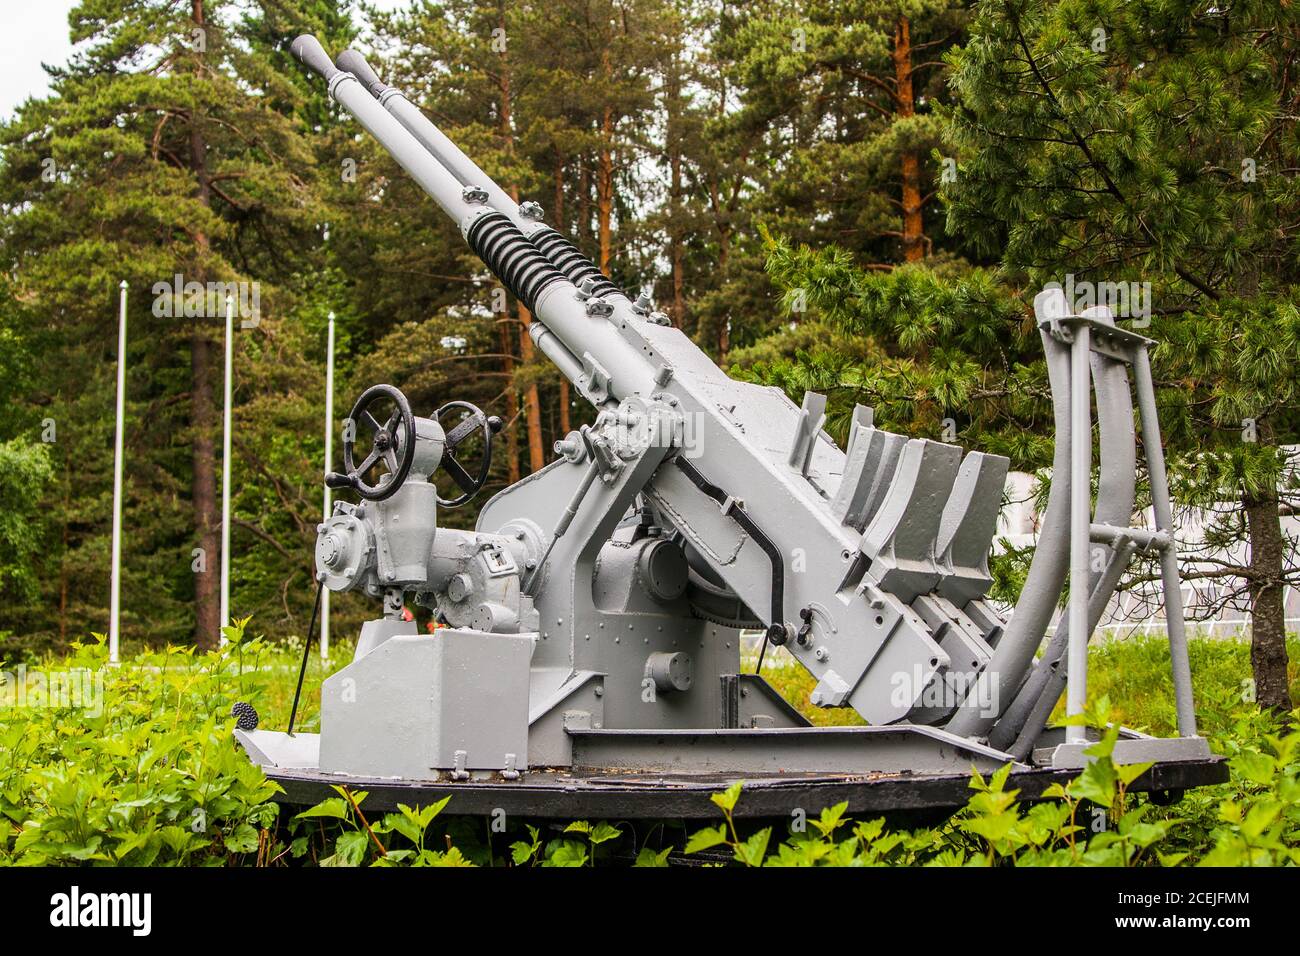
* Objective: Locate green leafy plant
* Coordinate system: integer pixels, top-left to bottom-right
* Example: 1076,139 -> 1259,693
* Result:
684,782 -> 772,866
3,632 -> 1296,868
0,636 -> 282,866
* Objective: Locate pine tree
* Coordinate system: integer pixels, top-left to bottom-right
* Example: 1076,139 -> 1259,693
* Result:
364,0 -> 563,479
361,0 -> 674,480
942,0 -> 1299,711
663,0 -> 780,359
0,282 -> 56,621
0,0 -> 321,649
720,0 -> 966,264
740,235 -> 1051,481
653,0 -> 970,360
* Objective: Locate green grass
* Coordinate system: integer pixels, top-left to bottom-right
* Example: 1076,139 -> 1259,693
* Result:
1085,635 -> 1300,738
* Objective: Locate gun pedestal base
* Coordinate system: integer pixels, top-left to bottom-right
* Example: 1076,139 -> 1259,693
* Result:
237,725 -> 1226,819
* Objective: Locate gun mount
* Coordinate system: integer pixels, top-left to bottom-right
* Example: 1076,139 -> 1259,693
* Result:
234,36 -> 1225,818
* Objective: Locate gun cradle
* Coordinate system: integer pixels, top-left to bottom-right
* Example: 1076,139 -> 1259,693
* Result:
302,325 -> 1010,778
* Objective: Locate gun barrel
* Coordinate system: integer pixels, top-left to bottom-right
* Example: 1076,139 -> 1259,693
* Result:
334,48 -> 527,231
334,47 -> 630,308
292,36 -> 654,404
292,36 -> 467,222
529,320 -> 585,384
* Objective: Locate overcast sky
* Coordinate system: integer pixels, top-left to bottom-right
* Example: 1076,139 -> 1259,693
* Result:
0,0 -> 410,120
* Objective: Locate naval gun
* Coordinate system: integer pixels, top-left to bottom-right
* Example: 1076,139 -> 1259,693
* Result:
235,35 -> 1225,818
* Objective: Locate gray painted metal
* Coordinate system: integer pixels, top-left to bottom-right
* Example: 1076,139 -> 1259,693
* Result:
253,36 -> 1212,793
947,291 -> 1076,738
1041,735 -> 1212,771
990,303 -> 1139,752
319,628 -> 533,778
1134,348 -> 1198,737
1066,317 -> 1094,743
567,725 -> 1021,775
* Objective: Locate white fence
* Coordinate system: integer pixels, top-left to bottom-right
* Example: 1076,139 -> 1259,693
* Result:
996,464 -> 1299,640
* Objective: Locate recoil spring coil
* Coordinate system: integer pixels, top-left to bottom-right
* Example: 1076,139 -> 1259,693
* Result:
466,212 -> 567,314
529,227 -> 625,301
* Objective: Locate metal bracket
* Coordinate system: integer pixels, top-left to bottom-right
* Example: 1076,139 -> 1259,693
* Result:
787,391 -> 828,477
579,352 -> 611,404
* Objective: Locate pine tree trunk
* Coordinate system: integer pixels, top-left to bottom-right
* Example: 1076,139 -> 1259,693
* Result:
58,504 -> 68,643
711,176 -> 732,360
496,318 -> 521,485
553,154 -> 571,435
892,17 -> 925,263
578,160 -> 590,244
553,152 -> 565,228
667,53 -> 685,330
497,5 -> 544,474
671,222 -> 685,331
1244,484 -> 1293,714
190,0 -> 219,651
705,70 -> 734,359
597,50 -> 616,278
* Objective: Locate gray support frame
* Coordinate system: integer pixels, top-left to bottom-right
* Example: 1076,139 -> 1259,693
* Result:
999,537 -> 1137,759
1064,315 -> 1093,743
567,725 -> 1023,776
947,291 -> 1076,737
990,303 -> 1139,751
988,303 -> 1198,750
1133,348 -> 1197,737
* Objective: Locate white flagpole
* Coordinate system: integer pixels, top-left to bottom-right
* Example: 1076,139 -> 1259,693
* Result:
321,311 -> 335,661
109,280 -> 128,665
220,294 -> 234,637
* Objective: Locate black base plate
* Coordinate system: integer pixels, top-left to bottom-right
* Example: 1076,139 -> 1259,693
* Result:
265,757 -> 1228,819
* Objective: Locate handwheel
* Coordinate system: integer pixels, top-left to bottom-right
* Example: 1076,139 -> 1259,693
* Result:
434,400 -> 503,507
326,384 -> 417,501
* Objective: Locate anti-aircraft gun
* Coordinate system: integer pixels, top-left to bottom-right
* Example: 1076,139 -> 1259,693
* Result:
235,35 -> 1225,817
